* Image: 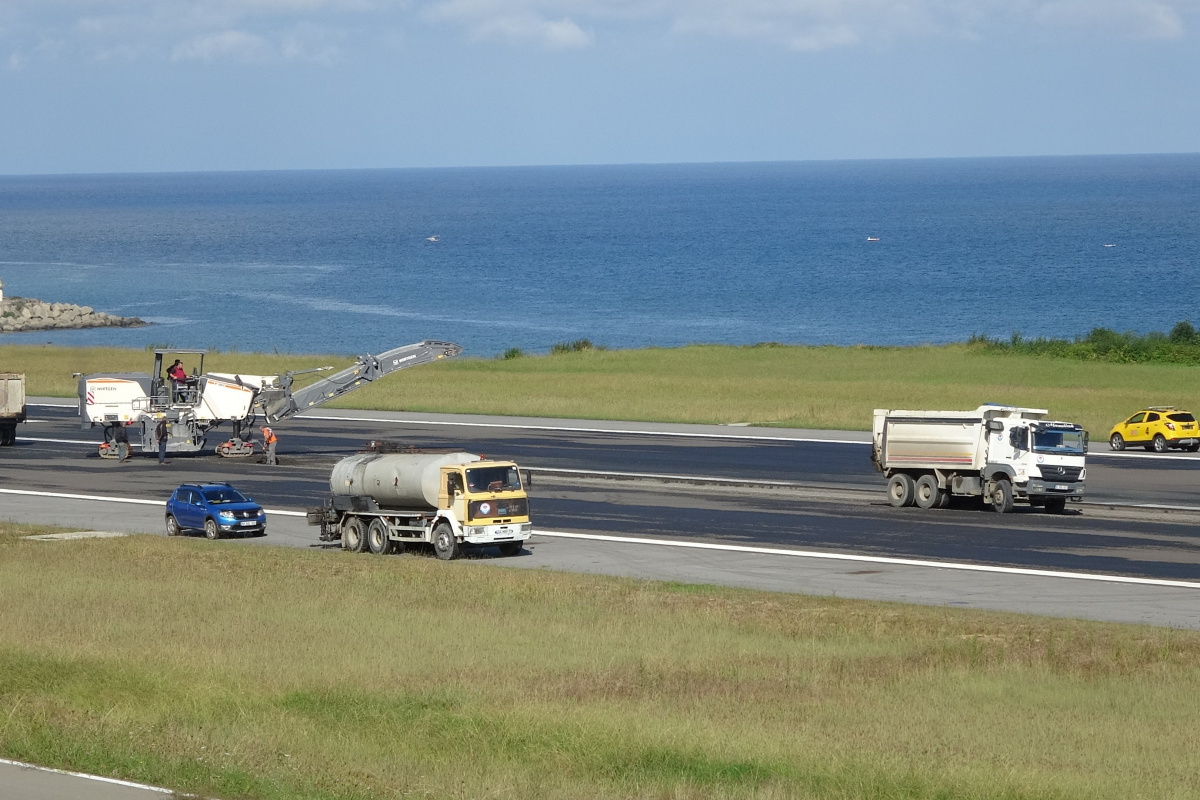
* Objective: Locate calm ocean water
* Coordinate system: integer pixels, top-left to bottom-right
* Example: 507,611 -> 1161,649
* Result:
0,155 -> 1197,357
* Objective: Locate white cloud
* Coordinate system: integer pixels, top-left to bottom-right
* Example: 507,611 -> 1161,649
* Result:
0,0 -> 1195,65
1034,0 -> 1185,39
172,29 -> 273,61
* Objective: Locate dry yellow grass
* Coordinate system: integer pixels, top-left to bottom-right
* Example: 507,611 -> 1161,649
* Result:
3,342 -> 1199,435
2,522 -> 1199,799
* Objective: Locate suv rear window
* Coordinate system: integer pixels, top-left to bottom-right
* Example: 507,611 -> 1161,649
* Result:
1167,413 -> 1196,422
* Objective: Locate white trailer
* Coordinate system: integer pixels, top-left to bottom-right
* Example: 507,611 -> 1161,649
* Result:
308,450 -> 533,559
0,372 -> 26,446
871,404 -> 1087,513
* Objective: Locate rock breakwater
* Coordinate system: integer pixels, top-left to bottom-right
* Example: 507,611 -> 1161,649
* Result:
0,296 -> 145,333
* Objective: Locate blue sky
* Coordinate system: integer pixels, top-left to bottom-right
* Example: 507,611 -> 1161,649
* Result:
1,1 -> 1198,174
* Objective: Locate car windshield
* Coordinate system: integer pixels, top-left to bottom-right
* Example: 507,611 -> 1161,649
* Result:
1032,428 -> 1085,455
466,466 -> 522,493
203,488 -> 249,504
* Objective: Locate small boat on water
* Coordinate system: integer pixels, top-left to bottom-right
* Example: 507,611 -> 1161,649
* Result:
426,235 -> 439,242
1103,243 -> 1116,247
866,236 -> 880,242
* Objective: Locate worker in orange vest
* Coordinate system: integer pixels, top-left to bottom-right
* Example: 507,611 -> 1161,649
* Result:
260,424 -> 278,465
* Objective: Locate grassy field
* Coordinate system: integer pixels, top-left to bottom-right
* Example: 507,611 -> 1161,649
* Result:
2,521 -> 1199,799
4,342 -> 1200,435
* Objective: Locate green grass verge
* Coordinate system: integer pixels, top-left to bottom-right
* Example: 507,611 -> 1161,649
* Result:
2,522 -> 1199,799
4,342 -> 1200,435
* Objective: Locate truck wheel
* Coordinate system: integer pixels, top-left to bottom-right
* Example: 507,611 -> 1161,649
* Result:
166,515 -> 181,536
204,518 -> 221,540
990,479 -> 1014,514
342,518 -> 367,553
497,541 -> 522,557
914,474 -> 944,510
1044,497 -> 1067,514
433,523 -> 461,561
886,474 -> 915,508
1153,434 -> 1168,453
367,518 -> 392,555
1109,433 -> 1124,451
0,425 -> 13,445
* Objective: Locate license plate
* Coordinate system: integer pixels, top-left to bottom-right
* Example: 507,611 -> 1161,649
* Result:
240,521 -> 258,526
1054,484 -> 1069,491
495,526 -> 510,534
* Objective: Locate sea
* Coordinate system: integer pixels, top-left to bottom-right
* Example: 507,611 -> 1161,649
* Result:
0,154 -> 1197,358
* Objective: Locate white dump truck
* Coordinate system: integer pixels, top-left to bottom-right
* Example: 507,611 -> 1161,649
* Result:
871,405 -> 1087,513
1,372 -> 27,446
308,449 -> 532,559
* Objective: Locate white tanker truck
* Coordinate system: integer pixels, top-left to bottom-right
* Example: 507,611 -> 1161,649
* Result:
307,449 -> 533,559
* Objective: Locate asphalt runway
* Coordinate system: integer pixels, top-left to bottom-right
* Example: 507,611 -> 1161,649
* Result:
4,401 -> 1200,583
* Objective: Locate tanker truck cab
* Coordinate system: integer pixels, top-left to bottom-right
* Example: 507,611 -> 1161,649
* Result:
439,461 -> 530,551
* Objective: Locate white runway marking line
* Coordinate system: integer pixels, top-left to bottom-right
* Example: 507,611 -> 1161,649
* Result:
532,530 -> 1200,590
0,758 -> 175,795
24,403 -> 1200,460
0,487 -> 306,516
3,487 -> 1198,590
297,413 -> 869,445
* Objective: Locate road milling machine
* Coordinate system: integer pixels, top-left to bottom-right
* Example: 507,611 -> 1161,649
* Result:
78,340 -> 461,459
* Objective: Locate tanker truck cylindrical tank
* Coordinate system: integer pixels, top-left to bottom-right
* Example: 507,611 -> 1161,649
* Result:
330,452 -> 481,509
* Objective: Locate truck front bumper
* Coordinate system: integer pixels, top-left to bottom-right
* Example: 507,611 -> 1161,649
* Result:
463,522 -> 532,545
1023,479 -> 1084,498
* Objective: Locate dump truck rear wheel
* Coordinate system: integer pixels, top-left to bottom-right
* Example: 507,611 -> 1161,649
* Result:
433,523 -> 461,561
342,517 -> 367,553
887,474 -> 915,508
367,518 -> 391,555
990,479 -> 1014,513
914,474 -> 944,510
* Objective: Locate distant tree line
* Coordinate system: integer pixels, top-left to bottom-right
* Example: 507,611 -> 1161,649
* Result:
969,322 -> 1200,364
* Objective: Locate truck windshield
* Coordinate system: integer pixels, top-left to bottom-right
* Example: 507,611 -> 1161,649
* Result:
466,466 -> 521,493
1032,429 -> 1085,455
203,488 -> 249,504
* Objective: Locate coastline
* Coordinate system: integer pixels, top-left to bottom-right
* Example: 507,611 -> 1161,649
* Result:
0,296 -> 145,333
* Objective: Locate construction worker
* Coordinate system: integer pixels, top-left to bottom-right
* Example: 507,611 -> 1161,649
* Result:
155,417 -> 169,465
112,423 -> 131,462
260,424 -> 278,466
167,359 -> 187,401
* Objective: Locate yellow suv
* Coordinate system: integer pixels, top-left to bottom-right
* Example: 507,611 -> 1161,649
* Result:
1108,407 -> 1200,453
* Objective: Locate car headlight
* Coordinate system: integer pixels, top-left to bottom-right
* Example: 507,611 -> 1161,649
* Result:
257,509 -> 266,517
218,511 -> 235,520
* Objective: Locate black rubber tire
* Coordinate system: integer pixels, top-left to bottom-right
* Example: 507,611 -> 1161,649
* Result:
497,541 -> 522,557
990,479 -> 1014,513
914,474 -> 944,510
367,518 -> 391,555
1044,497 -> 1067,514
166,515 -> 180,536
1186,443 -> 1200,453
1109,433 -> 1125,451
204,518 -> 220,540
1153,434 -> 1168,453
342,517 -> 367,553
433,523 -> 461,561
886,474 -> 916,508
0,425 -> 14,446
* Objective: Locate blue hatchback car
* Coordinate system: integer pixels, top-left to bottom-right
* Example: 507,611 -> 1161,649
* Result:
165,483 -> 266,540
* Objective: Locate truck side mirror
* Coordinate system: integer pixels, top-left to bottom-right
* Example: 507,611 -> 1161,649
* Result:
1083,431 -> 1089,453
986,420 -> 1003,432
522,470 -> 532,489
1008,427 -> 1026,449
